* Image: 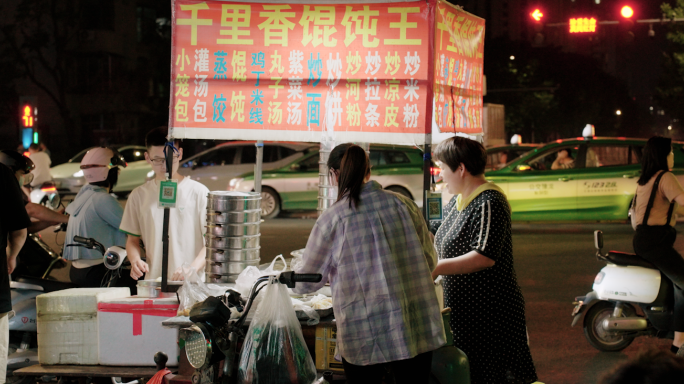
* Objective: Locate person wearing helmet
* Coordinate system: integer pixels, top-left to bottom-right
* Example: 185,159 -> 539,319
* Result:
63,147 -> 128,287
0,150 -> 32,381
0,150 -> 67,233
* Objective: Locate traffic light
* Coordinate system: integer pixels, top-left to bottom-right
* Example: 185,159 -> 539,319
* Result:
19,96 -> 38,149
619,5 -> 635,43
530,9 -> 545,45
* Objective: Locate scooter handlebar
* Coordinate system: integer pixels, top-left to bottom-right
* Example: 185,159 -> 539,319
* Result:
279,271 -> 322,288
73,236 -> 89,244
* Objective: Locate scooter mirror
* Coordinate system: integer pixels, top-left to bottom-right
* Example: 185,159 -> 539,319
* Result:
48,193 -> 61,210
594,230 -> 604,251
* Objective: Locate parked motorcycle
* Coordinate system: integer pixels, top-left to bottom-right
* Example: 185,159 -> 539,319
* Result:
7,235 -> 129,384
182,272 -> 470,384
571,230 -> 677,351
8,233 -> 74,384
29,181 -> 61,210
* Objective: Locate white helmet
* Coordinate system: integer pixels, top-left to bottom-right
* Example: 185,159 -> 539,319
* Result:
80,147 -> 127,183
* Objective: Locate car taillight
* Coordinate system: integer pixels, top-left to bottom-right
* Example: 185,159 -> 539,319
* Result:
41,186 -> 57,192
430,166 -> 441,176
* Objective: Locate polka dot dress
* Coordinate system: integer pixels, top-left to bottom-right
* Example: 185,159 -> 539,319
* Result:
433,189 -> 537,384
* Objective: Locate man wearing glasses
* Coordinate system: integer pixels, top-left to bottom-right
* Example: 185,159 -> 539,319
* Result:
120,127 -> 209,282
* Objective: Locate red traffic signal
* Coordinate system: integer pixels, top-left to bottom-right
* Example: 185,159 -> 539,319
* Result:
531,9 -> 543,22
621,6 -> 634,19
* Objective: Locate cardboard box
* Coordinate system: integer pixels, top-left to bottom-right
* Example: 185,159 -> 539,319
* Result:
314,324 -> 344,373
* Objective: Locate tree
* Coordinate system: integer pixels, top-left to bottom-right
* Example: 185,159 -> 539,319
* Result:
484,38 -> 638,142
0,0 -> 80,134
658,1 -> 684,124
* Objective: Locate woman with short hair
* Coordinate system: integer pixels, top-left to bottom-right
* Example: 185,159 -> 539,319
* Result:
431,136 -> 537,384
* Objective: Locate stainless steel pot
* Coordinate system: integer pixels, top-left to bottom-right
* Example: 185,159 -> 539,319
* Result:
205,273 -> 240,284
207,210 -> 261,224
205,259 -> 260,275
205,234 -> 260,249
206,247 -> 260,262
206,223 -> 259,237
136,280 -> 160,298
207,192 -> 261,211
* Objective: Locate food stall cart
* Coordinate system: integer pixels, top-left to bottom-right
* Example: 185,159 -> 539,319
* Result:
14,0 -> 484,382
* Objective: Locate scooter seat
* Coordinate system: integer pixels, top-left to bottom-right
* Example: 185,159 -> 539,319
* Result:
14,276 -> 77,293
607,251 -> 657,269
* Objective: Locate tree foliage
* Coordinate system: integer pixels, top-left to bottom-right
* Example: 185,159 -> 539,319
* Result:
658,0 -> 684,123
484,39 -> 638,142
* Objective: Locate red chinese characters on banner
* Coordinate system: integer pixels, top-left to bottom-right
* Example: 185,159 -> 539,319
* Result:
434,0 -> 485,135
170,1 -> 430,142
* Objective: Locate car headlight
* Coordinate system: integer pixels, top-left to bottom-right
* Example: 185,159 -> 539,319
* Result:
73,170 -> 84,177
228,178 -> 244,191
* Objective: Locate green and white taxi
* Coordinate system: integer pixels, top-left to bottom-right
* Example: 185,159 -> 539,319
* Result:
476,137 -> 684,222
228,145 -> 434,218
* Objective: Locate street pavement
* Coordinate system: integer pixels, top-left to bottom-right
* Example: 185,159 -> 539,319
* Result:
39,215 -> 680,383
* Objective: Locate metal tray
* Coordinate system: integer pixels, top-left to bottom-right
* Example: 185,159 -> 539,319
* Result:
206,223 -> 260,237
207,210 -> 261,224
205,234 -> 260,249
205,259 -> 261,275
207,193 -> 261,212
205,273 -> 239,284
206,247 -> 260,262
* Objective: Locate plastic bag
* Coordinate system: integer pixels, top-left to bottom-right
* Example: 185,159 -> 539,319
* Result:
177,263 -> 227,316
290,297 -> 320,326
238,276 -> 317,384
234,255 -> 288,313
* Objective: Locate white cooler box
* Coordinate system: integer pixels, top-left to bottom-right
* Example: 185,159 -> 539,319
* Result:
98,296 -> 180,366
37,287 -> 131,365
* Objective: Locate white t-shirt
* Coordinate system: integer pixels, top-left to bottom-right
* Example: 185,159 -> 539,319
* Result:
29,151 -> 52,186
120,178 -> 209,281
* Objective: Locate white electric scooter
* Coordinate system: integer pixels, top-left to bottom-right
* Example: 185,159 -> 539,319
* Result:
571,230 -> 677,351
7,237 -> 128,384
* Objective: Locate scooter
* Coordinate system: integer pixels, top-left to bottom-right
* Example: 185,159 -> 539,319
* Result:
571,230 -> 677,351
8,233 -> 74,384
182,273 -> 470,384
29,181 -> 61,210
7,236 -> 128,384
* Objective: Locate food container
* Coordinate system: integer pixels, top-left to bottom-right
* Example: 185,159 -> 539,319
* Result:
205,273 -> 240,284
206,223 -> 259,237
206,247 -> 260,262
207,210 -> 261,224
136,280 -> 182,298
207,191 -> 261,212
206,259 -> 260,275
205,234 -> 260,249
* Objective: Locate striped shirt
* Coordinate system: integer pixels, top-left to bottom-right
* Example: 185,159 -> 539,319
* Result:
294,181 -> 446,365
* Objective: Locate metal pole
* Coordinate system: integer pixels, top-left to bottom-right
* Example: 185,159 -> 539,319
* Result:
254,141 -> 263,193
161,137 -> 174,293
317,139 -> 335,216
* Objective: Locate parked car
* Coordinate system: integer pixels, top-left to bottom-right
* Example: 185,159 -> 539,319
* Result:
51,145 -> 150,197
471,137 -> 684,222
173,142 -> 317,191
485,143 -> 540,171
228,145 -> 437,218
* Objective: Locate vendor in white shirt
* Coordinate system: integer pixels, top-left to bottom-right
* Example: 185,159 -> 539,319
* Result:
119,127 -> 209,281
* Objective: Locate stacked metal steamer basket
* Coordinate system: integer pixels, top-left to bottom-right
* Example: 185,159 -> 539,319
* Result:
205,191 -> 261,283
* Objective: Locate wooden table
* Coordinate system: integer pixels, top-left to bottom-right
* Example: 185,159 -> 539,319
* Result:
13,364 -> 164,378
